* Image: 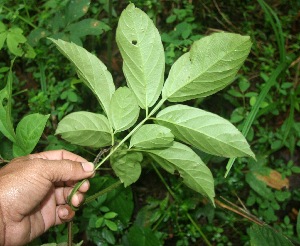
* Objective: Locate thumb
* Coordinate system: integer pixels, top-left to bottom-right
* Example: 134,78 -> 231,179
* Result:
37,159 -> 95,182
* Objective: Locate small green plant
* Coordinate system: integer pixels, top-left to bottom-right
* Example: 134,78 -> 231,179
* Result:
26,0 -> 110,47
0,62 -> 49,159
51,3 -> 254,209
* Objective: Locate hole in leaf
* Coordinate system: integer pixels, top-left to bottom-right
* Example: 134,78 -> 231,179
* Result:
2,98 -> 8,107
131,40 -> 137,45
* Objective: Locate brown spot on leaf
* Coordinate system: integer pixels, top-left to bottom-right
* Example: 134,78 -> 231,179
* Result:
82,5 -> 88,13
92,21 -> 99,27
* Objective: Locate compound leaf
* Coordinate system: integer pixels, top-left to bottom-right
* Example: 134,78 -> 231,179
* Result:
143,141 -> 215,204
109,87 -> 140,133
56,111 -> 112,148
111,150 -> 142,187
116,3 -> 165,110
130,124 -> 174,149
162,32 -> 252,102
155,104 -> 255,158
13,113 -> 49,157
50,38 -> 115,116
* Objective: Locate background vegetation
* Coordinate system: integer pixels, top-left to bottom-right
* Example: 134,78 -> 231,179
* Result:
0,0 -> 299,245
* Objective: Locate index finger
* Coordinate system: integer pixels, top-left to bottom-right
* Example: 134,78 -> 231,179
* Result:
29,150 -> 88,162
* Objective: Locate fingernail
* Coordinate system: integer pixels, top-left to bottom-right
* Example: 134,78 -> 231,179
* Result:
61,207 -> 69,218
82,162 -> 94,172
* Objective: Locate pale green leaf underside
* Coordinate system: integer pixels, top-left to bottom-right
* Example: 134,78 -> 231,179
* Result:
13,113 -> 49,157
156,105 -> 255,158
116,3 -> 165,109
111,151 -> 142,187
143,141 -> 215,204
162,32 -> 252,102
108,87 -> 140,132
49,38 -> 115,115
56,111 -> 112,148
0,66 -> 16,142
130,124 -> 174,149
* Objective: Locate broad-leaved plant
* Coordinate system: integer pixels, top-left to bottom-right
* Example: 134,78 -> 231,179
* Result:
50,3 -> 255,204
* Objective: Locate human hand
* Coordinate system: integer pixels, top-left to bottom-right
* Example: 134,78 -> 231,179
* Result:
0,150 -> 95,246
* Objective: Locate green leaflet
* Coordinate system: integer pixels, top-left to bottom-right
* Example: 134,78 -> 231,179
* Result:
155,104 -> 255,158
108,87 -> 140,133
0,63 -> 16,142
56,111 -> 112,148
129,124 -> 174,149
162,32 -> 252,102
111,150 -> 142,187
6,27 -> 27,56
65,0 -> 90,24
249,224 -> 293,246
245,172 -> 275,201
143,141 -> 215,204
50,38 -> 115,115
13,113 -> 49,157
122,225 -> 161,246
116,3 -> 165,110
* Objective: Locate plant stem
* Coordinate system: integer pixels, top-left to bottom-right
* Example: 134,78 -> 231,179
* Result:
67,221 -> 73,246
151,162 -> 177,199
152,161 -> 212,246
225,58 -> 293,177
94,98 -> 166,170
84,180 -> 122,205
186,213 -> 212,246
2,6 -> 38,29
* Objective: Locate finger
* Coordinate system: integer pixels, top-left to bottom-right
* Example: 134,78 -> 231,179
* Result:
34,159 -> 94,182
56,205 -> 75,223
29,150 -> 88,162
55,184 -> 89,206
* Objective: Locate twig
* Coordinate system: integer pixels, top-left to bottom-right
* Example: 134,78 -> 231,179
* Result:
215,197 -> 264,226
67,146 -> 113,246
212,0 -> 236,30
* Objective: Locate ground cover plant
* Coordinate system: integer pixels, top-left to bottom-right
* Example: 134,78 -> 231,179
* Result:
0,0 -> 299,245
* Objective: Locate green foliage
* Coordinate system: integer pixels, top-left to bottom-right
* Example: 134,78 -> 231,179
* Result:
49,38 -> 115,116
249,224 -> 293,246
27,0 -> 110,46
162,33 -> 252,102
0,21 -> 35,58
52,3 -> 254,207
55,111 -> 112,148
1,0 -> 299,245
108,87 -> 140,133
155,104 -> 255,158
0,63 -> 49,158
116,3 -> 165,110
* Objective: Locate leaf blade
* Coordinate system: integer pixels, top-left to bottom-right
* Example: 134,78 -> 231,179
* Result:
56,111 -> 112,148
50,38 -> 115,115
162,32 -> 252,102
13,113 -> 49,157
0,63 -> 16,142
130,124 -> 174,149
116,3 -> 165,109
108,87 -> 140,132
155,104 -> 255,158
111,150 -> 142,187
143,141 -> 215,204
